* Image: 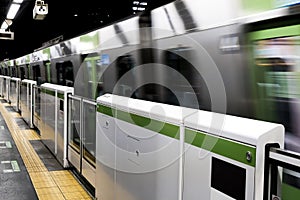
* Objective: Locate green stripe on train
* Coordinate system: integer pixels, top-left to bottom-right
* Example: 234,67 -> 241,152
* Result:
249,24 -> 300,41
248,24 -> 300,122
185,128 -> 256,167
97,104 -> 180,139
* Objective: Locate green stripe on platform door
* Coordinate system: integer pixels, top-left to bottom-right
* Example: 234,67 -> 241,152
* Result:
185,128 -> 256,167
97,104 -> 180,140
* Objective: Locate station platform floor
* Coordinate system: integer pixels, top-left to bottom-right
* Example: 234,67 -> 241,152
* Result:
0,100 -> 92,200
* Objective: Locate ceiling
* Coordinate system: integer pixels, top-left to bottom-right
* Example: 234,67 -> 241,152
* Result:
0,0 -> 174,60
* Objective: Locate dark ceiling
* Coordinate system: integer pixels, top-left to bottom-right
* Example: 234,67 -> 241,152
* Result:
0,0 -> 174,60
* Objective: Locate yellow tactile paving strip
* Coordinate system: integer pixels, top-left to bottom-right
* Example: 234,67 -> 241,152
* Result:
0,102 -> 92,200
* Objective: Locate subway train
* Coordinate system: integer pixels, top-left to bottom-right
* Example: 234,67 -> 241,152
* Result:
1,0 -> 300,199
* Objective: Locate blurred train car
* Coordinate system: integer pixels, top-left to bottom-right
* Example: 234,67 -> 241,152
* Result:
64,3 -> 300,197
147,2 -> 300,153
2,0 -> 300,197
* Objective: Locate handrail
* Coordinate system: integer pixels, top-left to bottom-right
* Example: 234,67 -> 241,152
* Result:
82,99 -> 97,106
67,94 -> 97,106
269,147 -> 300,172
68,95 -> 81,101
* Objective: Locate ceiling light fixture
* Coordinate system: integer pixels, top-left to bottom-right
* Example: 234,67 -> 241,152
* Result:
7,3 -> 21,20
1,22 -> 8,30
1,20 -> 13,30
140,2 -> 147,6
13,0 -> 24,3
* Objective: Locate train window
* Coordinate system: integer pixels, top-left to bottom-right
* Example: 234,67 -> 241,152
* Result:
65,63 -> 74,86
56,61 -> 74,87
163,47 -> 204,108
11,67 -> 16,77
116,55 -> 135,80
164,48 -> 193,74
96,59 -> 105,97
0,68 -> 2,75
4,68 -> 8,76
114,55 -> 135,96
27,65 -> 31,78
7,67 -> 11,76
82,57 -> 101,99
19,67 -> 26,80
32,65 -> 41,84
56,63 -> 63,84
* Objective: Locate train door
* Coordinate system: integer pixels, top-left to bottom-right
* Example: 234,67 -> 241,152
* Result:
249,25 -> 300,138
249,24 -> 300,200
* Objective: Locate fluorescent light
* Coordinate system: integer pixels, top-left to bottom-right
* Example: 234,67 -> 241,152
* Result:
13,0 -> 24,3
140,2 -> 147,6
1,20 -> 12,29
7,3 -> 21,20
1,22 -> 8,30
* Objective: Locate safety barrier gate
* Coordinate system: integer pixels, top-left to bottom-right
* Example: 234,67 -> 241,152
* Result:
96,94 -> 286,200
67,94 -> 96,189
65,93 -> 300,200
267,147 -> 300,200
